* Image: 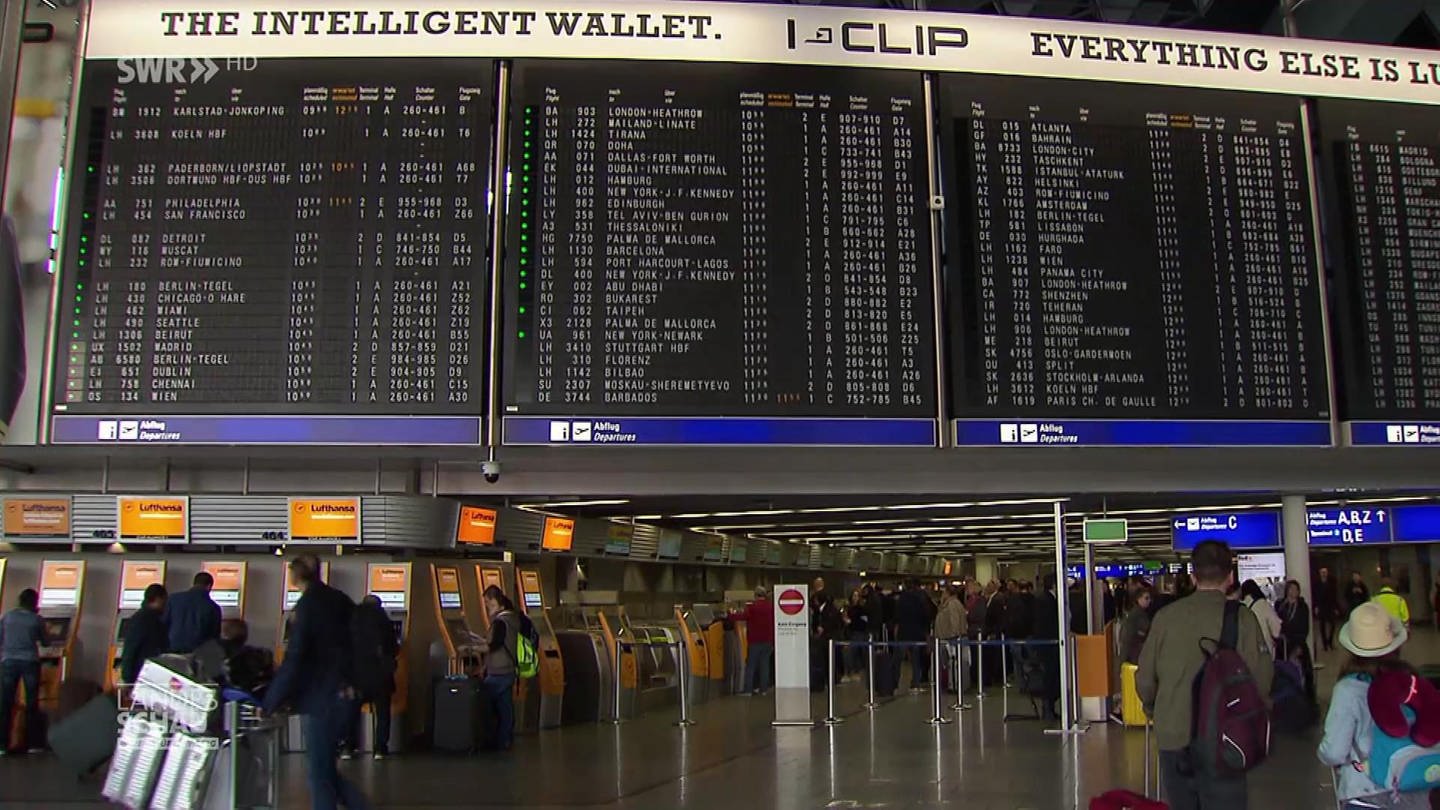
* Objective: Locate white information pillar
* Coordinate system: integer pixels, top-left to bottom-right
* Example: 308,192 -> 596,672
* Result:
1051,501 -> 1078,734
772,584 -> 813,726
1282,495 -> 1312,656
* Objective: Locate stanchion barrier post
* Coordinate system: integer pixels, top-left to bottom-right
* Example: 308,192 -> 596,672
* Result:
675,641 -> 695,727
927,636 -> 952,725
975,639 -> 986,699
1001,633 -> 1011,688
950,640 -> 973,712
824,638 -> 843,725
865,641 -> 879,709
611,639 -> 624,725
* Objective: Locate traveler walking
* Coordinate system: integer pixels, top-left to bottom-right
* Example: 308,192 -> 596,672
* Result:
1318,602 -> 1430,809
1137,541 -> 1274,810
1031,575 -> 1062,722
119,584 -> 169,686
730,586 -> 775,695
1346,572 -> 1371,618
479,585 -> 523,751
895,579 -> 935,691
1239,580 -> 1282,654
264,555 -> 369,810
1372,579 -> 1410,627
1314,567 -> 1340,652
934,585 -> 967,693
0,589 -> 47,755
1117,585 -> 1153,666
165,572 -> 222,654
347,595 -> 400,760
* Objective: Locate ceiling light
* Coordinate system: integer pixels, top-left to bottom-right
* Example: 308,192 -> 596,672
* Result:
517,499 -> 630,511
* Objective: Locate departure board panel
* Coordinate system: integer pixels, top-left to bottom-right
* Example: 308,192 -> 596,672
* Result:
1317,100 -> 1440,446
941,76 -> 1331,447
502,61 -> 937,446
48,59 -> 492,445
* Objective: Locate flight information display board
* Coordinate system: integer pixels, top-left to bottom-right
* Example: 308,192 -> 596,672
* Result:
1317,100 -> 1440,447
48,58 -> 493,445
941,76 -> 1331,447
502,61 -> 937,447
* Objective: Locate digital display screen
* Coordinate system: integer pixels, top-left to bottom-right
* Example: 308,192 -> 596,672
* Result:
501,60 -> 936,447
284,589 -> 302,611
42,618 -> 71,642
941,76 -> 1329,446
523,591 -> 543,610
657,531 -> 683,560
376,591 -> 407,610
38,589 -> 77,608
1393,505 -> 1440,544
115,617 -> 133,641
119,589 -> 147,610
49,58 -> 493,446
439,592 -> 462,610
1237,552 -> 1287,583
210,590 -> 240,608
1318,99 -> 1440,434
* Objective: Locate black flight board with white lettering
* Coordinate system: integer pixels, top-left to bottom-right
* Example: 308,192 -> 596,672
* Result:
941,76 -> 1330,430
503,60 -> 935,420
1317,99 -> 1440,425
52,59 -> 492,441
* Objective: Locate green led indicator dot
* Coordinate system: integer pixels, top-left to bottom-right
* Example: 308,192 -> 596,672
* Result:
72,319 -> 79,327
523,152 -> 531,160
73,307 -> 80,314
518,331 -> 527,339
519,282 -> 527,290
80,236 -> 88,243
86,165 -> 94,173
72,332 -> 79,339
524,129 -> 531,137
82,213 -> 90,220
519,306 -> 527,314
520,246 -> 528,254
520,234 -> 527,242
520,270 -> 527,277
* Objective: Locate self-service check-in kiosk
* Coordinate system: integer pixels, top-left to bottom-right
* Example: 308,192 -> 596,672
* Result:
200,561 -> 247,622
673,606 -> 711,704
516,567 -> 563,730
33,562 -> 85,728
431,564 -> 483,673
475,564 -> 507,630
107,560 -> 166,691
363,562 -> 411,754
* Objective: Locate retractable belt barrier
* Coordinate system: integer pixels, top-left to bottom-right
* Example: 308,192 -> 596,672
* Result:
610,639 -> 694,728
825,637 -> 1062,723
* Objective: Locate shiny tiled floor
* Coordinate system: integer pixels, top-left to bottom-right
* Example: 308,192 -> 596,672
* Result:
6,631 -> 1433,809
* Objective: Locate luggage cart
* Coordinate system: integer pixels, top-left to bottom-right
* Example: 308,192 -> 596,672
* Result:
200,700 -> 281,810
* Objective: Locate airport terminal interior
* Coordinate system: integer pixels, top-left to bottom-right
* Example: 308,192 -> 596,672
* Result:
6,0 -> 1440,808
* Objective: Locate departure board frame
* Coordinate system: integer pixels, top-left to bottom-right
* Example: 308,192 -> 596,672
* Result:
1315,99 -> 1440,447
938,74 -> 1336,447
498,59 -> 941,447
44,53 -> 500,446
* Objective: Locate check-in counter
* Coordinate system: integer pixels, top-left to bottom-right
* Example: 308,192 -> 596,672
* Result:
516,568 -> 564,730
13,561 -> 85,749
107,560 -> 166,692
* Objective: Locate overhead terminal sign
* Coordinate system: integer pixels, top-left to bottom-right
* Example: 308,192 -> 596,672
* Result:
1307,507 -> 1391,545
1392,505 -> 1440,544
1172,511 -> 1281,550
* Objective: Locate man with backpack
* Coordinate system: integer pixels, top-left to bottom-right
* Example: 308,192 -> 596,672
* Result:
346,595 -> 400,760
1136,541 -> 1274,810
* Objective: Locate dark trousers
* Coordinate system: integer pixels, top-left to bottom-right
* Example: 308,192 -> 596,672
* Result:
902,642 -> 929,689
301,694 -> 371,810
1317,615 -> 1337,651
483,673 -> 516,750
344,684 -> 393,754
1159,747 -> 1248,810
0,660 -> 40,751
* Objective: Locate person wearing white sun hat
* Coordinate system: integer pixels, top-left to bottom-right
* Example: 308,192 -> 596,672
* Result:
1317,603 -> 1430,809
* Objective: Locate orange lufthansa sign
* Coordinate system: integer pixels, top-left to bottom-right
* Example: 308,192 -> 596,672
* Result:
288,498 -> 360,542
541,517 -> 574,551
3,497 -> 71,539
201,561 -> 244,592
456,506 -> 497,545
117,496 -> 188,541
369,564 -> 409,594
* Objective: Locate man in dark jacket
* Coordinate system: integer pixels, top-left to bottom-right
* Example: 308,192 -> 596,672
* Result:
1345,571 -> 1371,619
346,595 -> 400,759
1313,567 -> 1340,652
1032,575 -> 1063,722
165,572 -> 221,653
120,584 -> 168,685
895,580 -> 935,691
264,555 -> 368,810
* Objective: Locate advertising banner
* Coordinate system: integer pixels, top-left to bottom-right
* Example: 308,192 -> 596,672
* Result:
2,497 -> 71,540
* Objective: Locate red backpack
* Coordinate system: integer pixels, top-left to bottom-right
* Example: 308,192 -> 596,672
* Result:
1193,600 -> 1271,774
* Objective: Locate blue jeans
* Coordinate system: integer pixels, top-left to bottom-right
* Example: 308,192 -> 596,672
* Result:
0,660 -> 40,751
483,674 -> 516,750
743,643 -> 774,694
301,694 -> 371,810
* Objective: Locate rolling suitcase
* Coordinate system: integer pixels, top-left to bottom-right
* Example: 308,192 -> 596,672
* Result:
873,649 -> 899,698
432,676 -> 485,753
49,693 -> 118,775
1120,663 -> 1149,727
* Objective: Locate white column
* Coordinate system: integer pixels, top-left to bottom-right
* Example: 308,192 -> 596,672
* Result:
1053,501 -> 1073,730
1282,494 -> 1313,657
1083,541 -> 1097,634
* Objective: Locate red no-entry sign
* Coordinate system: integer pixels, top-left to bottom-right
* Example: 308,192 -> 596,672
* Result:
778,588 -> 806,616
